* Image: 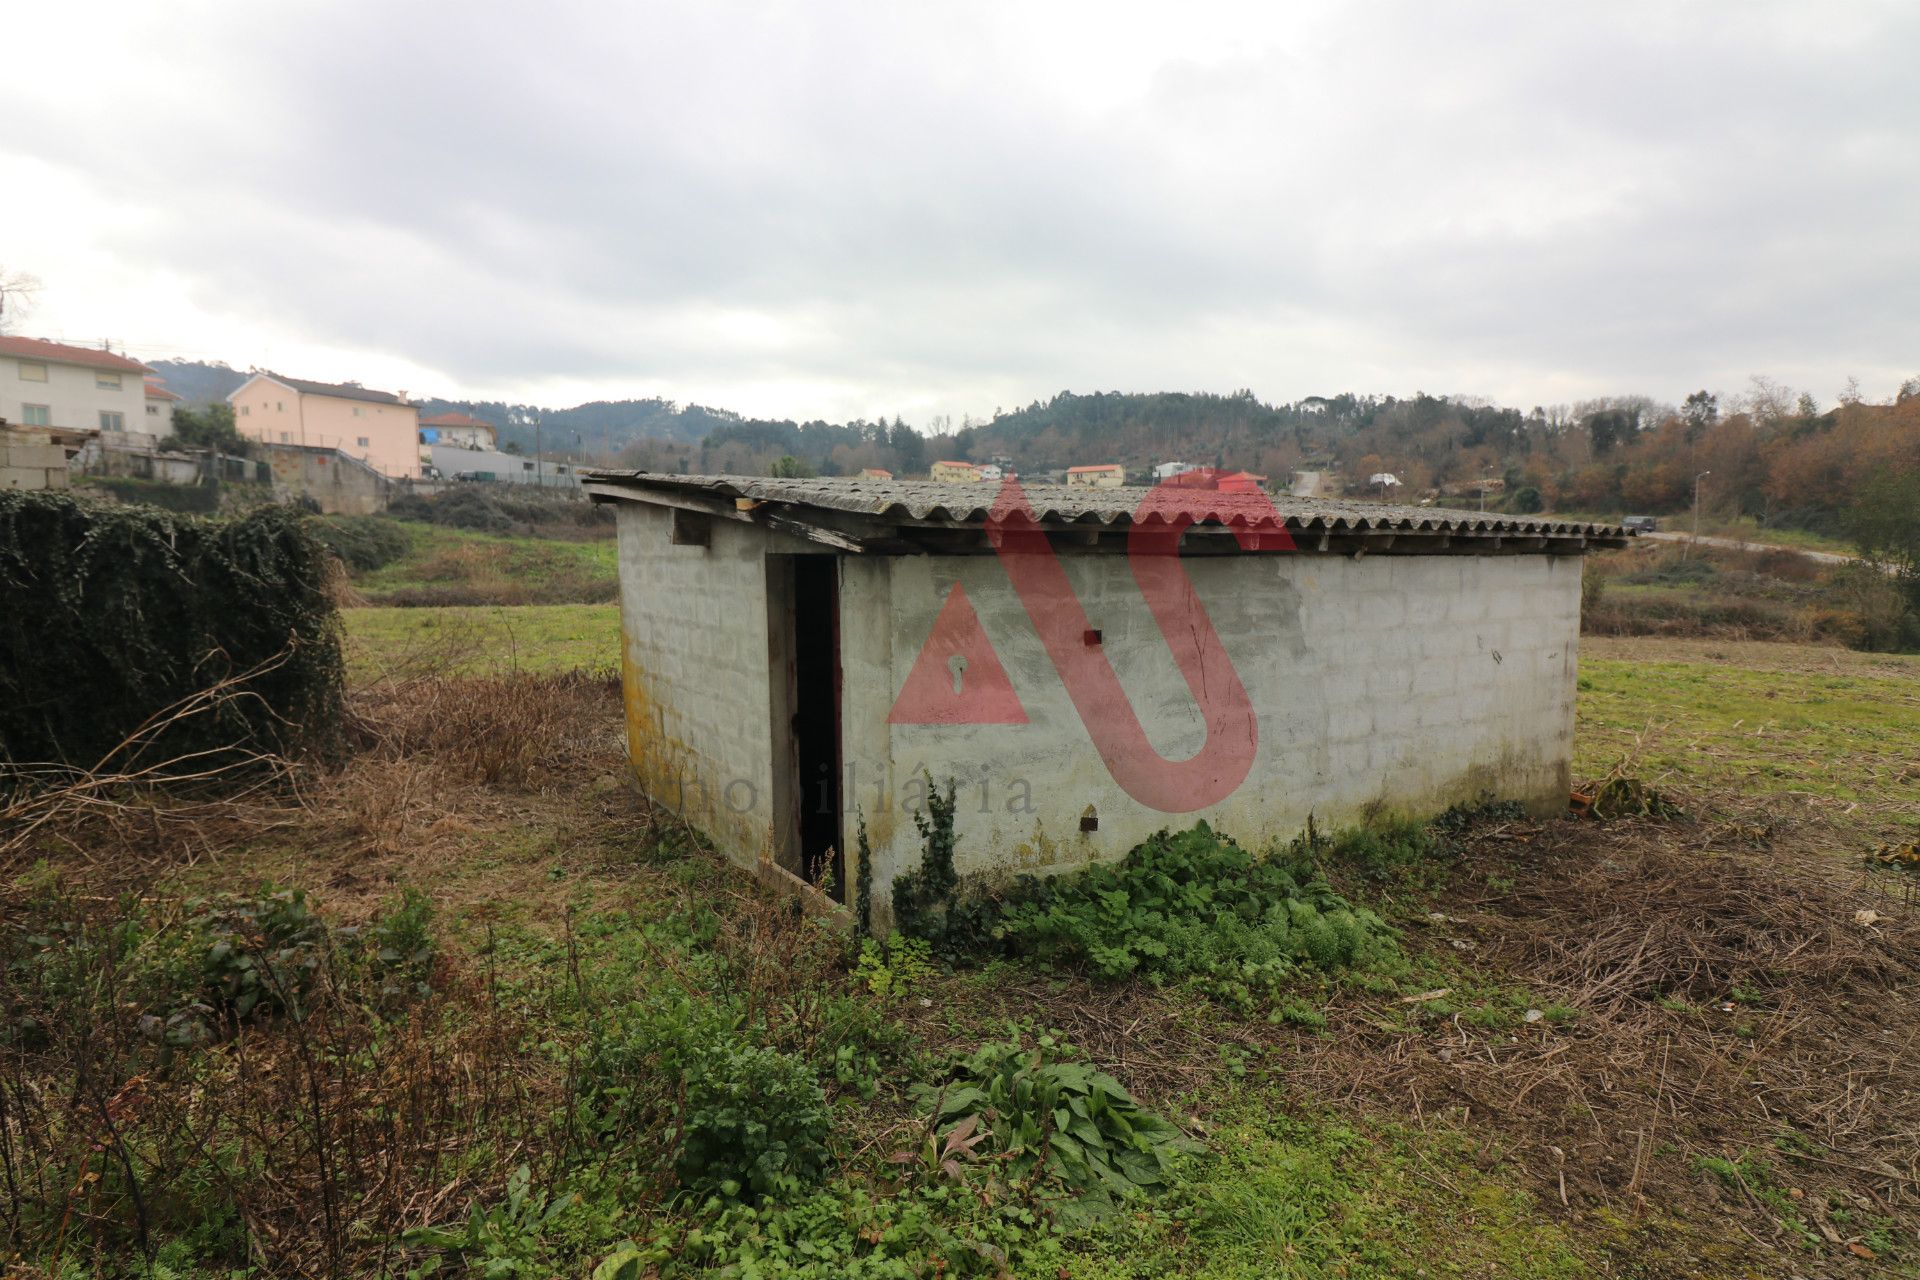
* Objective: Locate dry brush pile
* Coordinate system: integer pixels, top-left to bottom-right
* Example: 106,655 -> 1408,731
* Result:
1279,812 -> 1920,1275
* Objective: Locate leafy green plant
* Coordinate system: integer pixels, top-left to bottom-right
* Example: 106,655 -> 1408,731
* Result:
891,776 -> 960,942
676,1038 -> 831,1202
669,1181 -> 1063,1279
367,887 -> 436,1003
192,884 -> 331,1024
913,1031 -> 1196,1217
853,932 -> 935,1000
853,811 -> 874,938
1312,816 -> 1441,881
405,1165 -> 573,1278
993,823 -> 1398,1010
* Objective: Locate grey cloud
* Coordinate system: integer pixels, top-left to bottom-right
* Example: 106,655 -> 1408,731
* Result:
3,0 -> 1917,416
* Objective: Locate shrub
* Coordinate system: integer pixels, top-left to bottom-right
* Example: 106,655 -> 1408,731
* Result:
387,486 -> 609,534
5,880 -> 389,1052
308,513 -> 412,571
676,1038 -> 831,1202
992,823 -> 1398,1010
81,475 -> 223,514
0,494 -> 344,778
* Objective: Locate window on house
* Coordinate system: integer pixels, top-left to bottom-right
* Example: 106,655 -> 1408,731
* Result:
22,404 -> 51,426
240,405 -> 250,416
356,436 -> 370,447
353,407 -> 363,417
18,361 -> 48,382
96,372 -> 122,390
147,404 -> 159,416
276,401 -> 284,411
100,411 -> 125,431
280,432 -> 292,443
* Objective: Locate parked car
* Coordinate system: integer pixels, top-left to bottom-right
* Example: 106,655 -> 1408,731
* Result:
1621,515 -> 1659,533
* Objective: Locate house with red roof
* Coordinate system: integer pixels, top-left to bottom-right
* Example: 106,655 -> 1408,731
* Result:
143,377 -> 181,436
1,336 -> 152,437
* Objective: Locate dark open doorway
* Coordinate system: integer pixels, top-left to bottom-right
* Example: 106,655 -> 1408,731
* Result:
786,555 -> 843,901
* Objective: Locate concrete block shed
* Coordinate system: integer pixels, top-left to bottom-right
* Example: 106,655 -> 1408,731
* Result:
583,472 -> 1628,923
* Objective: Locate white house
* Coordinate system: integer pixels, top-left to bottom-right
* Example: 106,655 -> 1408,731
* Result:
0,336 -> 152,436
419,410 -> 498,450
143,377 -> 180,436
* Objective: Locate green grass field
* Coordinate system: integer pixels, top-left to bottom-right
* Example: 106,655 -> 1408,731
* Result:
1576,636 -> 1920,835
351,524 -> 618,606
344,602 -> 620,681
341,608 -> 1920,839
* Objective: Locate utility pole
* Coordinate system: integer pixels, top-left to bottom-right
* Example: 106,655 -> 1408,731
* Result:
1692,470 -> 1711,553
534,416 -> 544,488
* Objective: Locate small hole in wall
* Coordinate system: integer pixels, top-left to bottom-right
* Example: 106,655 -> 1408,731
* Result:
1080,804 -> 1098,833
1083,628 -> 1102,646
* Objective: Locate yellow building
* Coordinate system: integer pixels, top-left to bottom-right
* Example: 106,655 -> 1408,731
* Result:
930,460 -> 984,483
229,373 -> 422,479
1066,463 -> 1125,488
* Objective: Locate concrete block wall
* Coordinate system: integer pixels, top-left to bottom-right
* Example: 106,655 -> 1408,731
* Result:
846,551 -> 1582,922
0,436 -> 73,490
612,504 -> 817,871
607,497 -> 1585,924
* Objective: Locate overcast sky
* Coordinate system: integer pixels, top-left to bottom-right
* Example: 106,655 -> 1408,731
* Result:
4,1 -> 1916,423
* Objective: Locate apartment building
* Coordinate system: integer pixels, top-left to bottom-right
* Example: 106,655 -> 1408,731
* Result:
229,372 -> 422,479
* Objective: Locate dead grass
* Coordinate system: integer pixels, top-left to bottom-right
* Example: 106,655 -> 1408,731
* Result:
1279,816 -> 1920,1272
8,634 -> 1918,1276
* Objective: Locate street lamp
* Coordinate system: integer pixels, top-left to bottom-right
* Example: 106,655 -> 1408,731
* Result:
1692,470 -> 1711,551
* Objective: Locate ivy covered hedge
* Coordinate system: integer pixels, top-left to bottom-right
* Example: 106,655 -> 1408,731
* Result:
0,492 -> 345,778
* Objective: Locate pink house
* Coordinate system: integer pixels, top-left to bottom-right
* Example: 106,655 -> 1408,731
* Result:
229,373 -> 422,479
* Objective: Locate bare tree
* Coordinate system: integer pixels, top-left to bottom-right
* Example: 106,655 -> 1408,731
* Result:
0,265 -> 42,334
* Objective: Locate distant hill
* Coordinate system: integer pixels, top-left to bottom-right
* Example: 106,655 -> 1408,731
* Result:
146,359 -> 248,405
144,361 -> 717,453
133,361 -> 1920,533
412,396 -> 715,455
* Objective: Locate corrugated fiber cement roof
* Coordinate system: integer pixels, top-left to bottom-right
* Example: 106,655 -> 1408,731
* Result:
582,471 -> 1628,544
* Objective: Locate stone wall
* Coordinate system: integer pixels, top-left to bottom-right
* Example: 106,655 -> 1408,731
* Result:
257,444 -> 395,515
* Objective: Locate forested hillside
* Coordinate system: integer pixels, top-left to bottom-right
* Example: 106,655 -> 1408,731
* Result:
146,359 -> 248,405
143,359 -> 1920,533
